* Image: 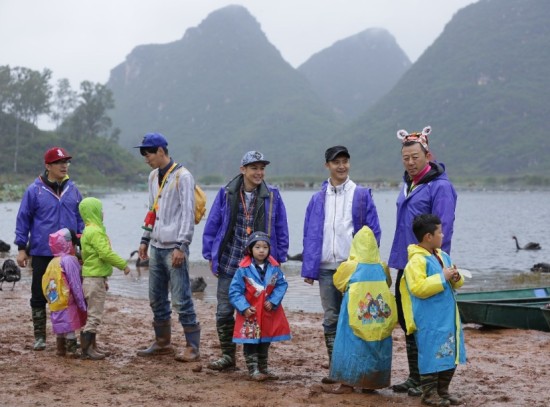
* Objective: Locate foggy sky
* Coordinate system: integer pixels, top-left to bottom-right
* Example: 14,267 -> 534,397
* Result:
0,0 -> 477,89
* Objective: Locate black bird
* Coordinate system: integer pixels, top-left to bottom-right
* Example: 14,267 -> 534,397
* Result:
512,236 -> 541,250
129,251 -> 207,293
0,239 -> 10,253
530,262 -> 550,273
1,259 -> 21,291
130,250 -> 149,268
190,276 -> 207,293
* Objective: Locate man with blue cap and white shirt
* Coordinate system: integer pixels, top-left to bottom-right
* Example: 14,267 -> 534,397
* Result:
133,132 -> 201,363
202,150 -> 289,372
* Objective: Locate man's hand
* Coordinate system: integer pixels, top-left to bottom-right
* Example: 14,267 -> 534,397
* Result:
138,243 -> 149,260
172,248 -> 186,268
16,250 -> 28,268
264,301 -> 273,311
123,266 -> 131,275
304,278 -> 314,285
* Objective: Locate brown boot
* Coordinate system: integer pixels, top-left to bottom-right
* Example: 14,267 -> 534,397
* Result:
56,337 -> 66,356
80,331 -> 105,360
137,320 -> 174,357
175,325 -> 201,362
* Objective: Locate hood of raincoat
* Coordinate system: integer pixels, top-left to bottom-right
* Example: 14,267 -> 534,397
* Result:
348,226 -> 380,264
48,228 -> 73,257
78,197 -> 105,231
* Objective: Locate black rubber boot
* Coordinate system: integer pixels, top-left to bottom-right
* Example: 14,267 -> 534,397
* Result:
137,319 -> 174,357
244,345 -> 267,382
258,342 -> 278,380
66,338 -> 79,357
207,322 -> 236,371
421,373 -> 450,407
321,331 -> 336,384
31,307 -> 47,351
80,331 -> 105,360
175,324 -> 201,362
438,368 -> 461,405
392,334 -> 422,396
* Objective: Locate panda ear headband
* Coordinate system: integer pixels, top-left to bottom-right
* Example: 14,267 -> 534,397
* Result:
397,126 -> 431,151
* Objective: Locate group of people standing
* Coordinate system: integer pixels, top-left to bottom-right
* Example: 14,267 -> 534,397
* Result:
14,126 -> 463,407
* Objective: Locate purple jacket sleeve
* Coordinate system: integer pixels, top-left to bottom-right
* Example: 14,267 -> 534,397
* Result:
273,190 -> 289,263
202,188 -> 225,260
430,182 -> 457,254
61,255 -> 87,311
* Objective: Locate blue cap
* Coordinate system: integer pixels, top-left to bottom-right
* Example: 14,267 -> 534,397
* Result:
134,133 -> 168,149
241,151 -> 270,166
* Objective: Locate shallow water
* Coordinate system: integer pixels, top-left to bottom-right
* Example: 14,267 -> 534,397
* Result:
3,188 -> 550,312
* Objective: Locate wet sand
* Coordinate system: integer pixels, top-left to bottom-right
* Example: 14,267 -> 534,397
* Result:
1,276 -> 549,407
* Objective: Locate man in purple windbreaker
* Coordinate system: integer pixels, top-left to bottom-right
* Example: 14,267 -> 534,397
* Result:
202,151 -> 289,372
301,145 -> 381,384
389,126 -> 457,397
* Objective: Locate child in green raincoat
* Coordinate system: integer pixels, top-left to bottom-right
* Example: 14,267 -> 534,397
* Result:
327,226 -> 397,393
78,197 -> 130,360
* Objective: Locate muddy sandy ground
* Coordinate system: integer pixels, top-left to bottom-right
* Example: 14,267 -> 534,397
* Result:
1,280 -> 549,407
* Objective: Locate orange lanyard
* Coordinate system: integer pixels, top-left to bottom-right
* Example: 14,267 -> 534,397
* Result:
240,189 -> 256,235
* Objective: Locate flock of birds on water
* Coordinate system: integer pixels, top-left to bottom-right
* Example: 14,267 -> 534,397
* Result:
0,236 -> 549,292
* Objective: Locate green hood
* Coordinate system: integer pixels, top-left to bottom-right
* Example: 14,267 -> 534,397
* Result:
79,197 -> 105,231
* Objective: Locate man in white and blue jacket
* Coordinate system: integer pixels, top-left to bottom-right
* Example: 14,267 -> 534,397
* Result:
301,145 -> 381,383
202,151 -> 289,371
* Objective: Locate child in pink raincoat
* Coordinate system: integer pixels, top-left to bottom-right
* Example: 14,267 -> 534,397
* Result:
42,228 -> 87,357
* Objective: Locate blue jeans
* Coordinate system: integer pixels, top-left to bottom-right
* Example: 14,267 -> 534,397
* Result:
148,246 -> 198,328
215,273 -> 235,325
319,268 -> 343,334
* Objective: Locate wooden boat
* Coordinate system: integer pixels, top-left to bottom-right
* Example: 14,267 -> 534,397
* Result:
542,307 -> 550,330
456,287 -> 550,332
456,286 -> 550,301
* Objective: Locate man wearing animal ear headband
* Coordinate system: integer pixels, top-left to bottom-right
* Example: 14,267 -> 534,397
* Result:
388,126 -> 458,398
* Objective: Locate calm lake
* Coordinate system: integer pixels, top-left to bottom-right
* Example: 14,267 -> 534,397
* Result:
2,188 -> 550,313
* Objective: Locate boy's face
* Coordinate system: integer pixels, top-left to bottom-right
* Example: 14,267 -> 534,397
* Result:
240,163 -> 266,190
427,224 -> 444,250
251,241 -> 269,262
325,155 -> 350,185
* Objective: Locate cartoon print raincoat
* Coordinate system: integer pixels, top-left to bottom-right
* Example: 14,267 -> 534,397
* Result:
400,244 -> 466,374
329,226 -> 397,389
229,255 -> 291,344
42,228 -> 87,335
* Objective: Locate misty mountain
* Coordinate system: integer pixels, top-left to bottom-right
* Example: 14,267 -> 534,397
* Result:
107,5 -> 341,178
298,28 -> 411,121
338,0 -> 550,180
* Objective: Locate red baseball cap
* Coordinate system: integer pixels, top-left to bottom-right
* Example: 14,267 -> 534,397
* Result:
44,147 -> 72,164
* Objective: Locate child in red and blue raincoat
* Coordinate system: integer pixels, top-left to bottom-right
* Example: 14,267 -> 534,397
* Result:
229,231 -> 291,381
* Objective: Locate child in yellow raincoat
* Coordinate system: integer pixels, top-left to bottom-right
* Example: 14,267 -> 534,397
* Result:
327,226 -> 397,393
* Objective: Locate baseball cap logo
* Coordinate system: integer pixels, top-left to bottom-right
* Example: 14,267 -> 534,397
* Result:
56,148 -> 65,158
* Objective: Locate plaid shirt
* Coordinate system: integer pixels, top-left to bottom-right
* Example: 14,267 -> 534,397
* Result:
218,189 -> 257,276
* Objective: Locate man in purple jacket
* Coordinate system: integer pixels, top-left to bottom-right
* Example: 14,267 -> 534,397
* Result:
389,126 -> 457,397
202,151 -> 289,372
15,147 -> 84,351
301,146 -> 381,383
